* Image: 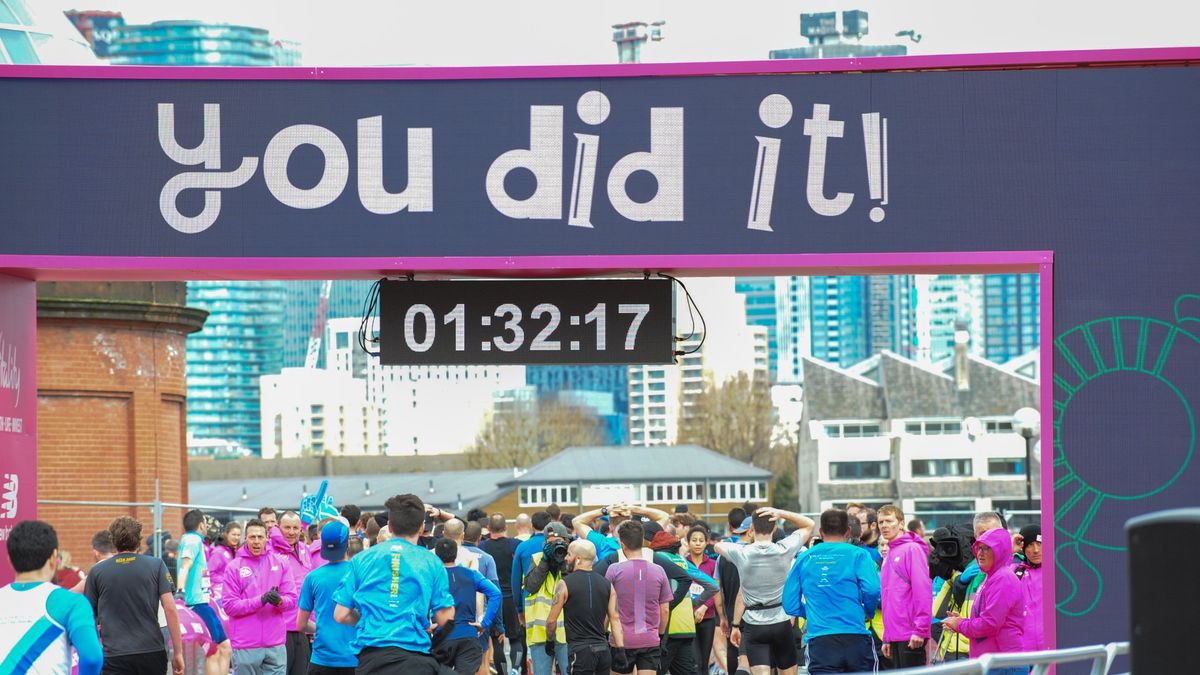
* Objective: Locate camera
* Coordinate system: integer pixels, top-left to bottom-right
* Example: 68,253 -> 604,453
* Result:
548,539 -> 569,565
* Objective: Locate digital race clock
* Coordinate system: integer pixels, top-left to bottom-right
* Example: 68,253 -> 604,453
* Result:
379,279 -> 674,365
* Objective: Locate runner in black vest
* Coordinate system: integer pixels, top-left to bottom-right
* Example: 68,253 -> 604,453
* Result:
482,514 -> 524,675
546,540 -> 620,675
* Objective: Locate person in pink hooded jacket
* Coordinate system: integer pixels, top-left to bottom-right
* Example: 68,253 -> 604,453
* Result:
942,527 -> 1028,675
272,513 -> 313,675
878,504 -> 932,668
222,519 -> 298,675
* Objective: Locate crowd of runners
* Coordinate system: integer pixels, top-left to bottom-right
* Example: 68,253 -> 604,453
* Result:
1,494 -> 1043,675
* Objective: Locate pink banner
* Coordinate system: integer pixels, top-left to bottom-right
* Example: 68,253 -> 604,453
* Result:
0,274 -> 36,585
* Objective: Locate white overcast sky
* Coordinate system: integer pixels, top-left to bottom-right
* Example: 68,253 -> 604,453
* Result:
40,0 -> 1200,67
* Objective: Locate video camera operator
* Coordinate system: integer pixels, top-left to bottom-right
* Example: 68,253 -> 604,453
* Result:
522,522 -> 572,675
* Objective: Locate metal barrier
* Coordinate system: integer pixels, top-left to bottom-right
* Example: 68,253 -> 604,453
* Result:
901,642 -> 1128,675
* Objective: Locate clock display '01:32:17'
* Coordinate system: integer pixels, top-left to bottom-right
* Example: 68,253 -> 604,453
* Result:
378,279 -> 675,365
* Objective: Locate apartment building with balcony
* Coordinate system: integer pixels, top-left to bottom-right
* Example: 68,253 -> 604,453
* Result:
259,367 -> 385,459
796,338 -> 1040,527
628,278 -> 768,447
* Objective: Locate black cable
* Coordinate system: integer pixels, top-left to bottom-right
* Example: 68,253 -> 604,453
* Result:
656,272 -> 707,356
358,279 -> 382,357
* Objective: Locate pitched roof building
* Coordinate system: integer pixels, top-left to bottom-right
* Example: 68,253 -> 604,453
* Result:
189,444 -> 773,527
797,343 -> 1040,527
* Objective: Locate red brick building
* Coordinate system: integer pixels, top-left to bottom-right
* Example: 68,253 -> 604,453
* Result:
36,282 -> 206,565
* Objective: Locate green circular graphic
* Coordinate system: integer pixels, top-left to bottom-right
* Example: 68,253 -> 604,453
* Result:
1054,299 -> 1199,617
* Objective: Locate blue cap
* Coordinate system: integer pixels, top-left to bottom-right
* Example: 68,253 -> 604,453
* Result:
320,519 -> 349,561
732,516 -> 753,534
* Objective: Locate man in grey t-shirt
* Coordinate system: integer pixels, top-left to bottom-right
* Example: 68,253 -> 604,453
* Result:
84,516 -> 184,675
715,507 -> 814,675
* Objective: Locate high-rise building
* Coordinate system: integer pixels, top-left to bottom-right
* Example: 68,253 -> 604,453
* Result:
734,277 -> 783,381
769,10 -> 908,60
103,21 -> 299,66
914,275 -> 985,363
868,275 -> 917,358
259,367 -> 384,459
776,276 -> 811,384
325,318 -> 525,455
629,279 -> 769,447
611,20 -> 664,64
808,275 -> 871,368
282,281 -> 376,369
186,281 -> 286,455
1,1 -> 97,64
983,273 -> 1040,363
525,366 -> 629,443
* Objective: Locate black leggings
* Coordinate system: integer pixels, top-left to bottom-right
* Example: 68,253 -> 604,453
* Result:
694,618 -> 716,673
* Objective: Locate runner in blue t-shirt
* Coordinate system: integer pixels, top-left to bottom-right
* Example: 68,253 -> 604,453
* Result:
333,494 -> 454,675
298,519 -> 358,675
178,509 -> 231,675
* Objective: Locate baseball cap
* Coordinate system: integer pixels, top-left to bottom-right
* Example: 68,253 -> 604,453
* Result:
544,522 -> 571,539
321,519 -> 350,561
642,521 -> 664,542
732,516 -> 753,534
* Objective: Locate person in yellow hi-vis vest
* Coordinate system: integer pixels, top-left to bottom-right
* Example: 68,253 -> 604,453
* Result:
521,523 -> 571,675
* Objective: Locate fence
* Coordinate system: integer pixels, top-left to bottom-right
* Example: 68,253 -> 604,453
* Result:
38,479 -> 260,558
906,641 -> 1129,675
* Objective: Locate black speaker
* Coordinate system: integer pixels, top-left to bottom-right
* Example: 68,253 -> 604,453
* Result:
1127,508 -> 1200,673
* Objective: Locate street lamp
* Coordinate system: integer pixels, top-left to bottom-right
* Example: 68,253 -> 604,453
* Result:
1013,407 -> 1041,512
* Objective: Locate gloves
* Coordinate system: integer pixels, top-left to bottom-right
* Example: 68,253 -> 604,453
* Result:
261,587 -> 282,607
611,648 -> 629,673
544,639 -> 557,657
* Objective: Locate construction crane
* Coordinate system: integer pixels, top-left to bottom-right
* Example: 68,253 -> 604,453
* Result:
304,280 -> 333,369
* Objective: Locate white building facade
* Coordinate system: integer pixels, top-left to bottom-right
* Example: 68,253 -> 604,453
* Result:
326,318 -> 525,456
259,367 -> 385,459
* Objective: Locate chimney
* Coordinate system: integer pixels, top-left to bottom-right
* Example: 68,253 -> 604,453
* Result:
953,319 -> 970,391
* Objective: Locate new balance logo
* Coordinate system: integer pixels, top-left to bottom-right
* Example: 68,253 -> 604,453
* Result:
1,473 -> 18,520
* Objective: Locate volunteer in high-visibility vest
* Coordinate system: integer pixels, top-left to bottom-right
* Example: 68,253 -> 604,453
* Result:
520,523 -> 571,675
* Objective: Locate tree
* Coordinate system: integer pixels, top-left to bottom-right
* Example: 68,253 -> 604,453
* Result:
468,400 -> 604,469
771,466 -> 798,509
677,371 -> 784,472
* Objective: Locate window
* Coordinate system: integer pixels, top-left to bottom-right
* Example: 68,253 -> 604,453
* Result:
830,461 -> 890,480
705,481 -> 765,502
906,420 -> 962,435
518,485 -> 578,507
985,421 -> 1014,433
911,459 -> 972,477
0,29 -> 37,64
987,458 -> 1024,476
824,422 -> 882,438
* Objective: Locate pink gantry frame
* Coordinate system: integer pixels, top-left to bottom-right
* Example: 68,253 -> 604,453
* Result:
7,46 -> 1200,649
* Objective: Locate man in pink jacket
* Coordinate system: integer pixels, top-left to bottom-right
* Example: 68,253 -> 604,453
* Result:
1013,524 -> 1044,652
273,512 -> 313,675
878,504 -> 932,668
222,518 -> 299,675
942,527 -> 1028,673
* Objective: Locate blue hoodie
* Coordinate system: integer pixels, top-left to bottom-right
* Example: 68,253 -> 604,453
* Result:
783,542 -> 881,640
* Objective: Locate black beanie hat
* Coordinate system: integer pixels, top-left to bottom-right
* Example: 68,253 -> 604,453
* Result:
1019,524 -> 1041,552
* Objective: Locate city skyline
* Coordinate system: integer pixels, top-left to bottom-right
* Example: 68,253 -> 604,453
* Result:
185,273 -> 1040,457
64,0 -> 1200,68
